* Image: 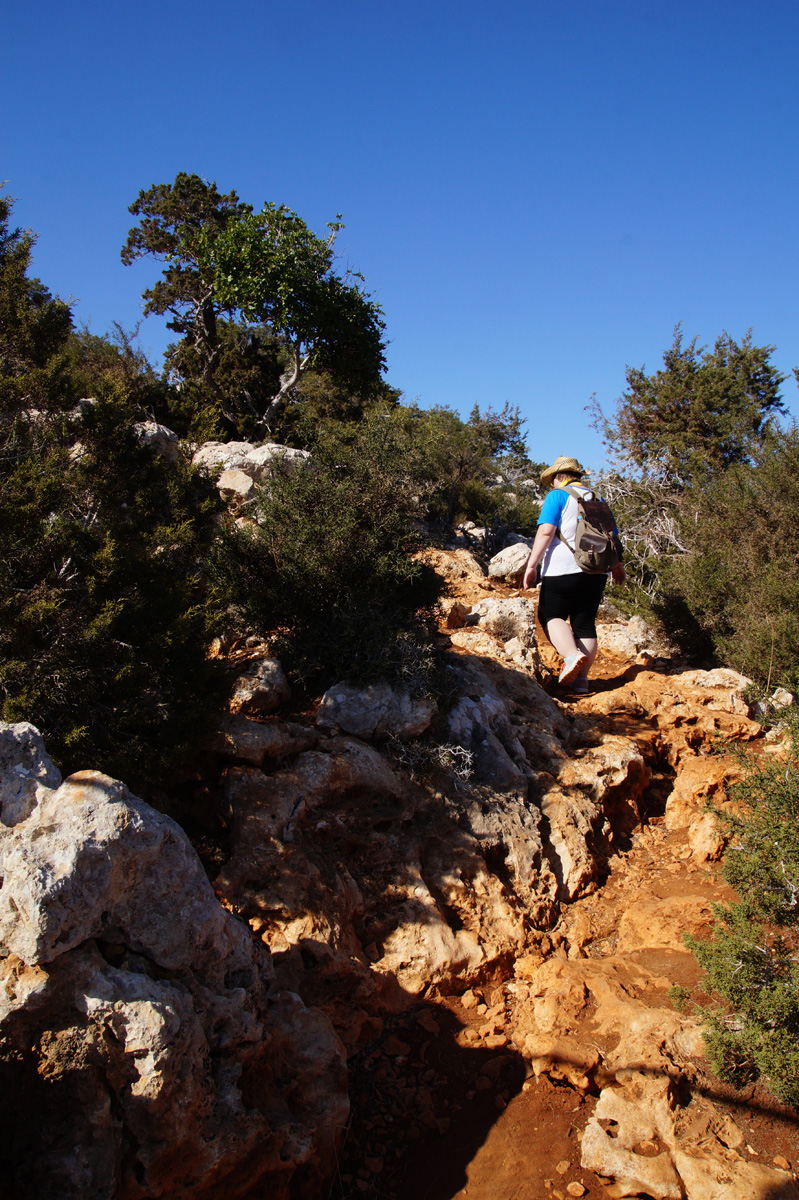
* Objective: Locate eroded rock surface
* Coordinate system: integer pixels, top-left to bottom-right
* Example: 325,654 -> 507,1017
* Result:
2,544 -> 789,1200
0,742 -> 347,1200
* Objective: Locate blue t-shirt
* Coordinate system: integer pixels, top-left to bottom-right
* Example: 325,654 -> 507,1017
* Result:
538,488 -> 570,527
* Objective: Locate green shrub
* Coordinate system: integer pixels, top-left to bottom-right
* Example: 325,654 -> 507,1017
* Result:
655,426 -> 799,689
686,711 -> 799,1104
216,408 -> 444,692
455,477 -> 540,544
0,383 -> 228,789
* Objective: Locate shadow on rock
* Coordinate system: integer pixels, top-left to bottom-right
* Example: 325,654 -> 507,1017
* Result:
332,1000 -> 527,1200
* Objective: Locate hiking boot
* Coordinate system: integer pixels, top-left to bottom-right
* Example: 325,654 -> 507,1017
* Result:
558,652 -> 587,686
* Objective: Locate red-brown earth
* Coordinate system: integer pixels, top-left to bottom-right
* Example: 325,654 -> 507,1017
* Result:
323,561 -> 799,1200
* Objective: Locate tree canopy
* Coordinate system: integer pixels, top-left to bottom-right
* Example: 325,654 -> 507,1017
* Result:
594,327 -> 786,488
0,193 -> 73,378
655,423 -> 799,688
207,205 -> 385,422
122,174 -> 386,436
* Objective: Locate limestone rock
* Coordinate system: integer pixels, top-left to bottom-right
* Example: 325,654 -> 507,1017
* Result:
541,737 -> 648,900
218,465 -> 255,502
616,895 -> 715,953
439,597 -> 471,628
192,440 -> 310,481
598,614 -> 655,658
210,716 -> 319,765
133,419 -> 180,462
507,952 -> 784,1200
444,690 -> 527,790
585,669 -> 761,762
664,754 -> 736,829
0,727 -> 349,1200
316,680 -> 436,740
677,667 -> 753,692
688,811 -> 725,863
215,730 -> 556,1025
0,769 -> 254,978
230,656 -> 291,715
487,541 -> 532,584
582,1074 -> 799,1200
420,546 -> 486,582
539,786 -> 605,900
449,627 -> 507,656
503,635 -> 540,671
1,943 -> 348,1200
0,720 -> 61,827
557,736 -> 648,835
470,596 -> 538,647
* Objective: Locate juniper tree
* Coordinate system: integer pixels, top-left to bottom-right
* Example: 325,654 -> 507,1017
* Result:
122,174 -> 386,437
594,326 -> 786,488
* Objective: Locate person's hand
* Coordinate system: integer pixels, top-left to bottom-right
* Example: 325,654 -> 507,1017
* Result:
611,563 -> 626,585
522,564 -> 536,590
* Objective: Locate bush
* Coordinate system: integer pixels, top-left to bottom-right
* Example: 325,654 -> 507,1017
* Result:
455,477 -> 540,546
216,407 -> 444,692
0,382 -> 228,789
655,426 -> 799,689
686,711 -> 799,1104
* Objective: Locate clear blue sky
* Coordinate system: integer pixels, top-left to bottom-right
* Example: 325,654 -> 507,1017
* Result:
4,0 -> 798,468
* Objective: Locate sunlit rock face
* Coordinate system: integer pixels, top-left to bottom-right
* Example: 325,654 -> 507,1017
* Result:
0,728 -> 348,1200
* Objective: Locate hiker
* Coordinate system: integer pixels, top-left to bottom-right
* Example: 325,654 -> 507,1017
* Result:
522,456 -> 625,692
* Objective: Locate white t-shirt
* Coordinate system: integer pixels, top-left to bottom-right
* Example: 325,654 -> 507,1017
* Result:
538,484 -> 593,577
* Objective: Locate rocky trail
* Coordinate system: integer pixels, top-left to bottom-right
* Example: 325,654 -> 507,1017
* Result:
330,553 -> 799,1200
2,546 -> 799,1199
337,788 -> 799,1200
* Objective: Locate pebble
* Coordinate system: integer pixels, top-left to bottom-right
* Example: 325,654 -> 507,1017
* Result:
556,1159 -> 571,1175
774,1155 -> 791,1170
566,1184 -> 586,1197
461,989 -> 479,1010
416,1011 -> 440,1035
382,1035 -> 411,1057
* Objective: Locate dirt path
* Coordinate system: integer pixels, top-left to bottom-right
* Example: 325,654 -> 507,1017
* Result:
333,638 -> 799,1200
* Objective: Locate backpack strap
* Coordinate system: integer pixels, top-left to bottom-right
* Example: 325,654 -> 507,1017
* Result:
553,484 -> 591,553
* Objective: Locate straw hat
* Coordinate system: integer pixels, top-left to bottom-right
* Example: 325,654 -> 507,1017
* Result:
540,456 -> 589,490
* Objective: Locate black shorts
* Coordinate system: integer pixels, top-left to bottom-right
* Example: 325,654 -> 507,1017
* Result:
538,572 -> 607,640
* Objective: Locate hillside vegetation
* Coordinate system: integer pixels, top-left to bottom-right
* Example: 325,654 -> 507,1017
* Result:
3,176 -> 799,1112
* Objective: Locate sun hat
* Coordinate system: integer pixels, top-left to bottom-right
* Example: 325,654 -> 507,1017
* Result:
540,456 -> 589,491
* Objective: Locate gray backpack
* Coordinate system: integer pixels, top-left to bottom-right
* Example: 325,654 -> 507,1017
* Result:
557,485 -> 623,574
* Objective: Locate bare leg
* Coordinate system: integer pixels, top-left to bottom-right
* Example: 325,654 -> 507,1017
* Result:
545,618 -> 580,661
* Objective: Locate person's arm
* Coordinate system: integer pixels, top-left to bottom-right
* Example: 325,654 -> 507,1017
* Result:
522,523 -> 557,589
